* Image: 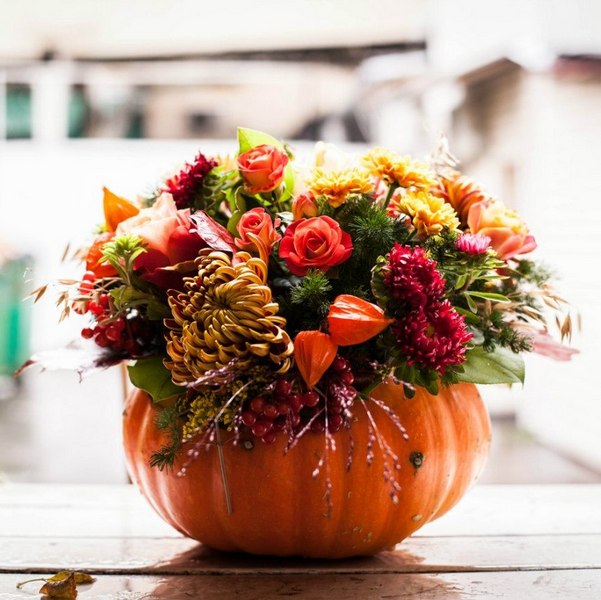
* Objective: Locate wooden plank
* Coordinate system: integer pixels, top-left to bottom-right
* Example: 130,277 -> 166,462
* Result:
3,570 -> 601,600
1,534 -> 601,574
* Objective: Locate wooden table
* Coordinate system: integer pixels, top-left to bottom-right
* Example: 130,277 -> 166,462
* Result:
1,483 -> 600,599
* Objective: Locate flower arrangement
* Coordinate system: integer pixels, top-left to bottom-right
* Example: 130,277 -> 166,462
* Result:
28,128 -> 573,474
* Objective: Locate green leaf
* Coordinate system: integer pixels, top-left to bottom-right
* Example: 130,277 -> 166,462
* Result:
465,294 -> 478,313
465,291 -> 510,302
457,346 -> 525,385
238,127 -> 284,153
128,356 -> 182,403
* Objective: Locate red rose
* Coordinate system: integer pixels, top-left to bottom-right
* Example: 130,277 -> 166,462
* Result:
279,216 -> 353,276
237,144 -> 289,194
235,207 -> 281,256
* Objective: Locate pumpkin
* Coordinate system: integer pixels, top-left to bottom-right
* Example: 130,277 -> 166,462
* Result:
123,379 -> 491,559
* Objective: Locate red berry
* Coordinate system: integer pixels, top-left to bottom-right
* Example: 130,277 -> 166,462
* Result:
105,324 -> 121,342
240,411 -> 257,426
332,356 -> 347,372
289,413 -> 301,427
261,430 -> 277,444
262,403 -> 279,420
274,380 -> 292,397
311,419 -> 325,433
340,371 -> 355,385
83,271 -> 96,282
328,414 -> 344,432
302,391 -> 320,408
251,420 -> 272,438
250,397 -> 265,414
81,327 -> 94,339
288,393 -> 303,412
276,401 -> 290,415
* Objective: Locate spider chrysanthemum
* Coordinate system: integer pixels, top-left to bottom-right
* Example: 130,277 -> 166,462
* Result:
165,249 -> 293,384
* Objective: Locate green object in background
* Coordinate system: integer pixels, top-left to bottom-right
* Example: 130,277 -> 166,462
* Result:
0,256 -> 32,375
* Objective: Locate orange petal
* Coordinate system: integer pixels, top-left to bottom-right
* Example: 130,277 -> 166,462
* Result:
103,187 -> 140,232
294,331 -> 338,389
328,294 -> 393,346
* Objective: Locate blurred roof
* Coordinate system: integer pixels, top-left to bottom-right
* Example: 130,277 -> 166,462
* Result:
0,0 -> 426,61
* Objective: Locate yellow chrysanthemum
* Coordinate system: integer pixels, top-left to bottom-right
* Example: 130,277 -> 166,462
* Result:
392,157 -> 437,191
165,249 -> 293,384
361,148 -> 437,191
361,147 -> 400,184
308,167 -> 373,208
395,191 -> 460,238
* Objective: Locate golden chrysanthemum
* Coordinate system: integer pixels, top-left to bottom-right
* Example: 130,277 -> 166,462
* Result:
165,249 -> 293,384
433,171 -> 491,225
392,157 -> 437,191
361,147 -> 400,184
308,167 -> 373,208
394,191 -> 460,238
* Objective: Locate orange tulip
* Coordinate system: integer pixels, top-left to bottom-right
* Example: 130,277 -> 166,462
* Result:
328,294 -> 393,346
103,187 -> 140,232
294,330 -> 338,389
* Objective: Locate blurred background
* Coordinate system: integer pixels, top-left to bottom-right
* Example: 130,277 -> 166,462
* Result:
0,0 -> 599,485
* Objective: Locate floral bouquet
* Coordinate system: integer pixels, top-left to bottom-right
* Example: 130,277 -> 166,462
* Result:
26,128 -> 574,558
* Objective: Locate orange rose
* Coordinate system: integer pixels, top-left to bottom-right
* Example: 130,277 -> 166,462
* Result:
279,216 -> 353,276
116,193 -> 234,289
237,144 -> 289,194
292,192 -> 318,220
235,207 -> 281,256
467,199 -> 536,260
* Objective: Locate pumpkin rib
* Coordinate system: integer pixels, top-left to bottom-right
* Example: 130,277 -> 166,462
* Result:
123,380 -> 491,559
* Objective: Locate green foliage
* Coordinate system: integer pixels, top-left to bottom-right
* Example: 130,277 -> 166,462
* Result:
128,357 -> 183,403
101,235 -> 147,287
195,168 -> 238,225
284,270 -> 333,332
336,197 -> 410,290
457,346 -> 525,385
110,287 -> 169,320
150,404 -> 185,471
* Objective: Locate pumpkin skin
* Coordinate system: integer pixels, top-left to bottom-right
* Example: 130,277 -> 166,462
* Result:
123,380 -> 491,559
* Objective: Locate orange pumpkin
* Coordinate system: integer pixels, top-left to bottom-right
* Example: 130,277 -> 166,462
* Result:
123,379 -> 491,559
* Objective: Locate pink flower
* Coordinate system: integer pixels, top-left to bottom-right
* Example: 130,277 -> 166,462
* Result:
392,300 -> 473,374
235,207 -> 281,256
279,216 -> 353,276
292,192 -> 318,220
383,244 -> 446,310
467,199 -> 537,260
456,232 -> 491,255
238,144 -> 289,194
117,194 -> 234,289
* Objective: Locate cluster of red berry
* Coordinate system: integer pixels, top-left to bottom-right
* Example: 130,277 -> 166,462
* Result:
77,272 -> 159,357
238,355 -> 357,444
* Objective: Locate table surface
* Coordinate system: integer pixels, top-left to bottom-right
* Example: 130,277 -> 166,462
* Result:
1,483 -> 600,599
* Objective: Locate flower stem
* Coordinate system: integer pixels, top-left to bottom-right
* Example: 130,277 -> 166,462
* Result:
382,183 -> 399,211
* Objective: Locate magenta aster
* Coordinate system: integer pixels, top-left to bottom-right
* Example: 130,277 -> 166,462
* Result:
392,300 -> 473,374
456,232 -> 491,255
164,152 -> 217,209
383,243 -> 446,310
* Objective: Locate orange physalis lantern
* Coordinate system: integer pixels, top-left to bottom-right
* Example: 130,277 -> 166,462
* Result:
328,294 -> 393,347
103,187 -> 140,232
294,330 -> 337,389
